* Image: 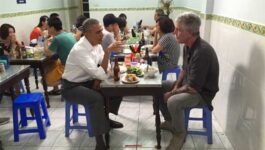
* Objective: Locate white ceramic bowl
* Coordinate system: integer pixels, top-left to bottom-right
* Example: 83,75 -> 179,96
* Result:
144,66 -> 158,77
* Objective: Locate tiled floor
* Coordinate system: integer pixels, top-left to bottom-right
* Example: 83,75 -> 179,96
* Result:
0,75 -> 234,150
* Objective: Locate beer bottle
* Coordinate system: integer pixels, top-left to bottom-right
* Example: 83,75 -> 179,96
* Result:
139,32 -> 145,46
144,48 -> 152,66
131,29 -> 136,37
113,58 -> 120,81
137,19 -> 142,32
21,41 -> 27,59
14,42 -> 21,59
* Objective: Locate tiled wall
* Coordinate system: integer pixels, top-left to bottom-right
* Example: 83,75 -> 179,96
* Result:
210,20 -> 265,150
0,0 -> 81,45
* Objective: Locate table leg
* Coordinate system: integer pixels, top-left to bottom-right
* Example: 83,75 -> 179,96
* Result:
39,65 -> 50,108
104,96 -> 110,149
0,93 -> 3,103
9,87 -> 15,101
24,77 -> 31,93
154,96 -> 161,149
33,67 -> 39,89
0,140 -> 3,150
24,77 -> 34,116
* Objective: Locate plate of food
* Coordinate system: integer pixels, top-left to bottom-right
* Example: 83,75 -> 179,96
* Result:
122,74 -> 140,84
126,66 -> 144,77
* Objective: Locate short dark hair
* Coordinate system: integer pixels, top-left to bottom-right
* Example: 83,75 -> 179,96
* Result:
118,18 -> 127,31
75,15 -> 87,29
48,17 -> 62,31
82,18 -> 100,33
37,15 -> 48,27
103,13 -> 119,27
0,24 -> 15,39
118,13 -> 127,20
157,16 -> 175,33
50,13 -> 59,19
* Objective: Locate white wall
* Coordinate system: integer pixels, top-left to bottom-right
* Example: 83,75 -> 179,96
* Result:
209,0 -> 265,149
213,0 -> 265,24
90,0 -> 161,28
211,21 -> 265,150
90,0 -> 160,8
0,0 -> 81,45
174,0 -> 204,11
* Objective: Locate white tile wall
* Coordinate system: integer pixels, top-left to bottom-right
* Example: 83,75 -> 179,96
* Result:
209,20 -> 265,150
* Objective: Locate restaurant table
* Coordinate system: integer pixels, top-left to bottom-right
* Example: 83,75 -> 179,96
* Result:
0,65 -> 30,100
0,65 -> 31,149
9,56 -> 56,108
100,73 -> 163,149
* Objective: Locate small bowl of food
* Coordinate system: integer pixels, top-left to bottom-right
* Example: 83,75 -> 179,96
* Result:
144,66 -> 158,78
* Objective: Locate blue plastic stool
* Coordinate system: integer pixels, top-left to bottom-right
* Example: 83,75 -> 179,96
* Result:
12,93 -> 51,142
184,105 -> 213,144
65,101 -> 94,137
162,66 -> 181,80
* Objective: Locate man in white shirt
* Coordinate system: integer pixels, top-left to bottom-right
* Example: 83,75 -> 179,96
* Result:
62,18 -> 123,150
101,13 -> 124,129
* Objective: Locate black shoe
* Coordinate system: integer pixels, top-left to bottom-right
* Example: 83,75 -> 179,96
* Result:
47,89 -> 61,95
109,119 -> 123,129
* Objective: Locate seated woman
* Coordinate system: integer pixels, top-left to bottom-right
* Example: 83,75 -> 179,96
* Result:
0,23 -> 21,124
142,9 -> 166,36
151,16 -> 180,72
118,13 -> 129,35
74,15 -> 87,41
29,15 -> 49,44
0,23 -> 21,56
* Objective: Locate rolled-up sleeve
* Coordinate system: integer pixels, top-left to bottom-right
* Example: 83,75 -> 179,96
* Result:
94,66 -> 108,80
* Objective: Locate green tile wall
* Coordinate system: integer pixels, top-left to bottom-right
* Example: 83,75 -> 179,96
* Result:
90,7 -> 265,37
0,6 -> 264,37
0,6 -> 79,18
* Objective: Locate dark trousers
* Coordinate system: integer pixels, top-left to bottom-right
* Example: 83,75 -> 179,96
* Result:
61,79 -> 109,136
109,96 -> 122,115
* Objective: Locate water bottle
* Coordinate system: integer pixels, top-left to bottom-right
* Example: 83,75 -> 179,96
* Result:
37,36 -> 44,47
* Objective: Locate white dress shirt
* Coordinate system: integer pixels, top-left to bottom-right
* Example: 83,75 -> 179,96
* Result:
62,36 -> 110,82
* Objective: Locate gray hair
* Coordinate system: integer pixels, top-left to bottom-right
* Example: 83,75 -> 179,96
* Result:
176,12 -> 201,36
155,8 -> 165,16
82,18 -> 99,33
